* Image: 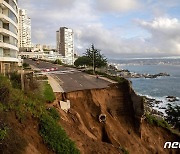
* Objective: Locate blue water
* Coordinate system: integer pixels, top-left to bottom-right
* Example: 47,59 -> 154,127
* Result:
122,64 -> 180,99
110,58 -> 180,112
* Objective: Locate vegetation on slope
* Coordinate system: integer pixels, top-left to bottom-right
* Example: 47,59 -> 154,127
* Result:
0,74 -> 79,153
43,81 -> 56,103
145,109 -> 180,137
39,113 -> 79,154
0,126 -> 8,141
165,104 -> 180,131
145,114 -> 170,129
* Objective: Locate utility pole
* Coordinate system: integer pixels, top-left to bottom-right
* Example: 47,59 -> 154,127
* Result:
21,68 -> 24,91
93,49 -> 95,75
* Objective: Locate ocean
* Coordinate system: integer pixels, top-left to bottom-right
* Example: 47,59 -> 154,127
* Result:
110,57 -> 180,114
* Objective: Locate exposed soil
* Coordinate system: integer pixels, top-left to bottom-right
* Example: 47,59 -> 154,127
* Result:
52,84 -> 179,154
0,112 -> 54,154
0,82 -> 179,154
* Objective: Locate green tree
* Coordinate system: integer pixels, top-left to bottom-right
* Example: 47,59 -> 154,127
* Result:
74,56 -> 90,67
165,104 -> 180,130
54,59 -> 62,65
85,44 -> 107,72
22,62 -> 29,68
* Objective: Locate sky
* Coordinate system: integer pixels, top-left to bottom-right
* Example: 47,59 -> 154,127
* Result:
19,0 -> 180,58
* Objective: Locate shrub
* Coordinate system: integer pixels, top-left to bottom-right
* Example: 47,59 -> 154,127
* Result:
54,59 -> 62,65
122,147 -> 129,154
9,72 -> 21,89
35,75 -> 48,81
0,126 -> 8,141
0,75 -> 11,103
23,62 -> 30,68
47,107 -> 60,121
39,114 -> 80,154
165,104 -> 180,130
145,114 -> 170,129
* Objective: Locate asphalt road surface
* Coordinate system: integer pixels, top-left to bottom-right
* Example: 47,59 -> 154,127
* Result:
24,59 -> 112,92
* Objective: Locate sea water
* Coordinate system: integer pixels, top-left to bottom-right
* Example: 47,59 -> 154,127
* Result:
110,58 -> 180,113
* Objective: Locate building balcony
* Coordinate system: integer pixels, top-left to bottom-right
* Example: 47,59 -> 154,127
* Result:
0,42 -> 18,51
0,0 -> 18,18
0,13 -> 18,28
0,27 -> 18,39
0,56 -> 18,62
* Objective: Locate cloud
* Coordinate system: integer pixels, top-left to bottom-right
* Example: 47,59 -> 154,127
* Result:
75,17 -> 180,58
141,0 -> 180,17
19,0 -> 98,45
96,0 -> 140,13
74,24 -> 151,57
18,0 -> 180,57
138,17 -> 180,54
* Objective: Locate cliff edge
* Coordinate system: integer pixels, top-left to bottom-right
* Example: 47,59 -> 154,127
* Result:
51,81 -> 179,154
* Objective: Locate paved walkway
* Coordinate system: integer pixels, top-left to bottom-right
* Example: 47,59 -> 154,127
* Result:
98,76 -> 117,84
89,75 -> 117,84
47,75 -> 64,93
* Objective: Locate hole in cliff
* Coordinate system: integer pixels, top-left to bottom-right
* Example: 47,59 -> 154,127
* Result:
101,127 -> 112,144
99,114 -> 106,123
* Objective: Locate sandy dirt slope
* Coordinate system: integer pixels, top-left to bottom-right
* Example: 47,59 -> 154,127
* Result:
52,84 -> 179,154
0,112 -> 54,154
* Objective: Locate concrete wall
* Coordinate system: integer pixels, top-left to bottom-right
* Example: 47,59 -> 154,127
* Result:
0,61 -> 18,74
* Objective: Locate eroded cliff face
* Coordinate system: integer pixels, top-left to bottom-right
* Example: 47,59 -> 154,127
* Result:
53,82 -> 178,154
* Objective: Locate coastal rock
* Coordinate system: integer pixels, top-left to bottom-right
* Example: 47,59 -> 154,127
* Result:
159,107 -> 166,110
119,70 -> 170,79
144,73 -> 170,79
166,96 -> 179,102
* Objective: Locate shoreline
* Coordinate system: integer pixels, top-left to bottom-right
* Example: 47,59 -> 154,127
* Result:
141,93 -> 179,117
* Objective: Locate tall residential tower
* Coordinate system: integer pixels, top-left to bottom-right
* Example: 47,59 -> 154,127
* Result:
56,27 -> 74,65
18,9 -> 31,49
0,0 -> 19,74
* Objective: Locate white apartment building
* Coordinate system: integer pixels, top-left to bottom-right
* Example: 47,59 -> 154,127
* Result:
18,9 -> 31,49
33,44 -> 43,52
56,27 -> 74,65
0,0 -> 19,74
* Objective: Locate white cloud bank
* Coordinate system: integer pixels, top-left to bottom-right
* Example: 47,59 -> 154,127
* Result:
75,17 -> 180,58
138,17 -> 180,55
19,0 -> 180,58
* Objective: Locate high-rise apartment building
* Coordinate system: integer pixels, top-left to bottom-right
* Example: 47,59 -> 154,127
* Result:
56,27 -> 74,65
0,0 -> 19,74
18,9 -> 31,49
